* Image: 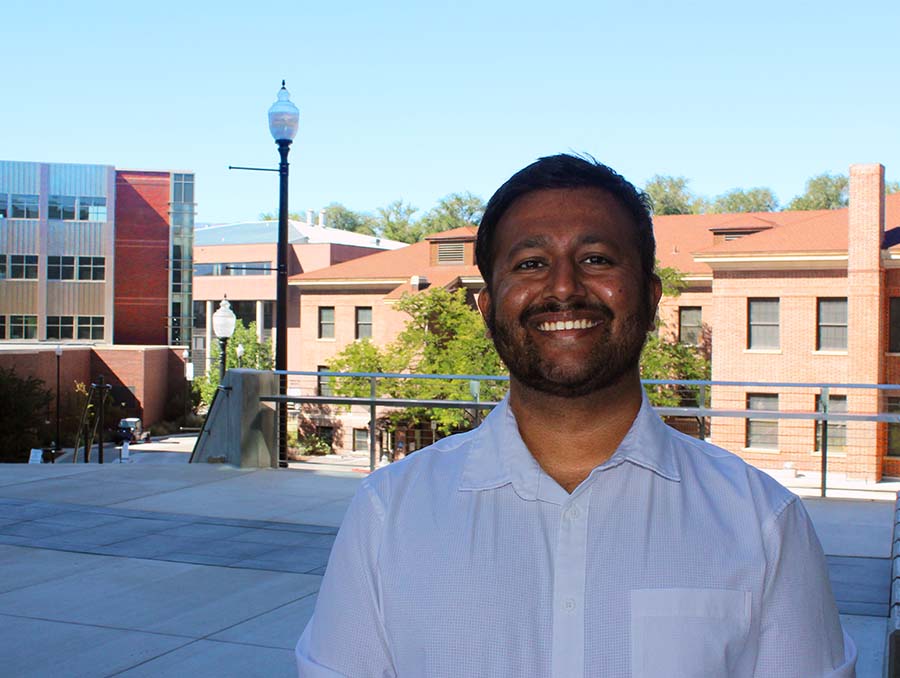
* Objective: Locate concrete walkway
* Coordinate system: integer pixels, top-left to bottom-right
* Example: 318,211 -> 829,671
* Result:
0,462 -> 892,676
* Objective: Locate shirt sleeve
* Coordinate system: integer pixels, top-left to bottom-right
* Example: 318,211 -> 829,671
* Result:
754,497 -> 857,677
295,480 -> 396,678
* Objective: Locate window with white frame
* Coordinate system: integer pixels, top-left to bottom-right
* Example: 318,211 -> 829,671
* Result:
353,428 -> 369,452
746,393 -> 778,449
10,255 -> 38,279
46,316 -> 74,340
888,396 -> 900,458
47,256 -> 75,280
77,316 -> 104,340
355,307 -> 373,339
10,195 -> 39,219
816,298 -> 848,351
77,256 -> 105,281
0,254 -> 6,279
77,197 -> 107,221
678,306 -> 702,345
0,316 -> 6,339
318,307 -> 335,339
747,298 -> 779,349
9,315 -> 37,339
317,365 -> 333,397
48,196 -> 76,220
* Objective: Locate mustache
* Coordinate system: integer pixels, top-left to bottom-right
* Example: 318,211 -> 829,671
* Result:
520,300 -> 613,323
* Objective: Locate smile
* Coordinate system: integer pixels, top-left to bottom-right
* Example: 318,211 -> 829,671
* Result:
536,319 -> 599,332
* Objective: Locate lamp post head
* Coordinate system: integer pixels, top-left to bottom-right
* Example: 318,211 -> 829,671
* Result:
268,80 -> 300,143
235,343 -> 245,359
212,298 -> 237,339
55,345 -> 63,357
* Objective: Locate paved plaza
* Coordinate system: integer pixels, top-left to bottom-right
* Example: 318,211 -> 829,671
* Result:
0,444 -> 894,676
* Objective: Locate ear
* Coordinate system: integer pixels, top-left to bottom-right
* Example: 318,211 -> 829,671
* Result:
476,287 -> 493,337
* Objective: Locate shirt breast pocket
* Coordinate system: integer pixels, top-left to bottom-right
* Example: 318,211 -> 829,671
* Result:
630,588 -> 751,678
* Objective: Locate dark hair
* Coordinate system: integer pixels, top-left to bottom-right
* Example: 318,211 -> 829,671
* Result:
476,153 -> 655,288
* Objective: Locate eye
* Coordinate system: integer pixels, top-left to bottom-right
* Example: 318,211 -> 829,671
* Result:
514,258 -> 545,270
582,254 -> 612,266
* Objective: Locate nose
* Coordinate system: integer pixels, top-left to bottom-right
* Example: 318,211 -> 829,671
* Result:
546,258 -> 586,301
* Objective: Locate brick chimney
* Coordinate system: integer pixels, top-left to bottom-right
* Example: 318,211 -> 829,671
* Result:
847,163 -> 885,479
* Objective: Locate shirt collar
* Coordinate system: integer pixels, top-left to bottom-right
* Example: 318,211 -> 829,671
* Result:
459,389 -> 681,499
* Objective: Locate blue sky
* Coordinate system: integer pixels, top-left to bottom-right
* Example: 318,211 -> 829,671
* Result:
5,0 -> 899,223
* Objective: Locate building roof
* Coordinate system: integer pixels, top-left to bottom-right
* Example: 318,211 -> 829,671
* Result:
653,193 -> 900,274
194,219 -> 407,250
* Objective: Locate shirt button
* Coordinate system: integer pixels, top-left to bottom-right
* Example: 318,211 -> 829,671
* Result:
564,598 -> 577,612
565,506 -> 581,520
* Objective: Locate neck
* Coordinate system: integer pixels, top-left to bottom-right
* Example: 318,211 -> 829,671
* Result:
508,370 -> 644,493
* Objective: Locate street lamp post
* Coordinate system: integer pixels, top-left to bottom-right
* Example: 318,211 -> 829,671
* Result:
236,343 -> 244,368
212,298 -> 237,384
55,345 -> 62,463
268,80 -> 299,469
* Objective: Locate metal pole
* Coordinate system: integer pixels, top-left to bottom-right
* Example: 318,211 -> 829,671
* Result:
369,376 -> 377,472
276,139 -> 291,469
55,350 -> 60,464
97,375 -> 105,465
820,387 -> 829,498
219,337 -> 228,384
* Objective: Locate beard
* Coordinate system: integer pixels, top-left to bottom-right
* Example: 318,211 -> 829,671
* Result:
486,295 -> 651,398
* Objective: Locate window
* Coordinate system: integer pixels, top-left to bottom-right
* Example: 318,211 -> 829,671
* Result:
746,393 -> 778,449
77,197 -> 107,221
0,316 -> 5,339
318,307 -> 335,339
77,256 -> 105,281
77,316 -> 104,340
193,261 -> 271,276
814,394 -> 847,452
10,255 -> 38,279
0,254 -> 6,279
47,255 -> 75,280
356,307 -> 373,339
0,193 -> 7,218
888,397 -> 900,457
173,174 -> 195,204
747,298 -> 779,349
48,196 -> 76,220
317,366 -> 333,397
9,315 -> 37,339
10,194 -> 39,219
316,426 -> 334,452
437,242 -> 465,264
353,428 -> 369,452
817,298 -> 848,351
46,316 -> 74,340
891,298 -> 900,353
678,307 -> 702,345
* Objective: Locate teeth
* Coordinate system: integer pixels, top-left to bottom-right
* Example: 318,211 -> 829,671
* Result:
538,319 -> 598,332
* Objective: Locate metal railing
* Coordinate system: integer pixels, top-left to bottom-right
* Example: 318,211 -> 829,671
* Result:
261,373 -> 900,493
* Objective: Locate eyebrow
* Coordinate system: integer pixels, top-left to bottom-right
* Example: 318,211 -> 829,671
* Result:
505,233 -> 616,258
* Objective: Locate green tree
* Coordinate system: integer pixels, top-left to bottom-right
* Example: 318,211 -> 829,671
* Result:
709,187 -> 779,214
643,175 -> 704,215
787,173 -> 849,211
329,288 -> 506,432
375,200 -> 422,243
418,192 -> 485,235
258,211 -> 303,221
323,202 -> 376,234
887,181 -> 900,195
0,367 -> 53,462
194,320 -> 274,406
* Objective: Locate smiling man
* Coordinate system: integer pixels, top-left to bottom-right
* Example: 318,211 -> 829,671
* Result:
296,154 -> 856,677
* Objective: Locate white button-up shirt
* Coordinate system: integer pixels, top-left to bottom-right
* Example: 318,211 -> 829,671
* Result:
297,393 -> 856,677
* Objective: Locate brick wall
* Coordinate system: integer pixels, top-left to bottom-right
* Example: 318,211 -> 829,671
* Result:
114,171 -> 170,345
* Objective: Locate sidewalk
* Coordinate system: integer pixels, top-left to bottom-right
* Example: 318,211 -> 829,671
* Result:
0,462 -> 892,676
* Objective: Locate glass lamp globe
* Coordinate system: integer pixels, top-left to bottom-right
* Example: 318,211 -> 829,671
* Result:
212,299 -> 237,339
268,80 -> 300,142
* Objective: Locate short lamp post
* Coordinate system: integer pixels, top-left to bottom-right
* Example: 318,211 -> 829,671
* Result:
268,80 -> 299,468
212,298 -> 236,384
235,343 -> 245,368
55,345 -> 62,463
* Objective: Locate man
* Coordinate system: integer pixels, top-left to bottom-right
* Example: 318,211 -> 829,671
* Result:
296,154 -> 855,677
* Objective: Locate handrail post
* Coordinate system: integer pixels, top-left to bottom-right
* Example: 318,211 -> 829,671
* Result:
369,376 -> 377,472
820,387 -> 829,497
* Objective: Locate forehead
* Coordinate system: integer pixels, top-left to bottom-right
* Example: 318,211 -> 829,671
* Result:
493,187 -> 638,255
